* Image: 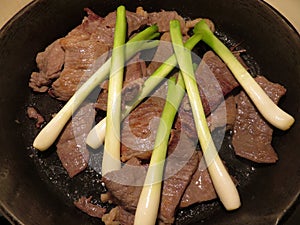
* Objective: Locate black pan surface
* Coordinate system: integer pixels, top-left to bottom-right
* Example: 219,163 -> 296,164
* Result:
0,0 -> 299,225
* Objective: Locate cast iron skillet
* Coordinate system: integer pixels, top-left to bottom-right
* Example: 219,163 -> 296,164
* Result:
0,0 -> 299,224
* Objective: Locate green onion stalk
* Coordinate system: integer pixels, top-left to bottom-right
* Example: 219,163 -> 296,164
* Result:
193,20 -> 294,131
102,5 -> 126,175
170,19 -> 241,211
134,75 -> 186,225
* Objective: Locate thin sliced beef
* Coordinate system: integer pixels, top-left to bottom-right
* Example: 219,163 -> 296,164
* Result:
148,10 -> 186,33
29,39 -> 65,92
185,18 -> 215,33
122,51 -> 240,161
101,10 -> 148,35
123,53 -> 148,86
50,7 -> 150,101
146,32 -> 173,76
196,50 -> 239,113
102,157 -> 146,213
136,6 -> 215,34
158,131 -> 198,224
146,32 -> 190,76
26,106 -> 45,128
232,76 -> 286,163
95,53 -> 147,111
180,152 -> 217,208
136,7 -> 187,34
30,8 -> 149,101
74,196 -> 106,218
122,78 -> 145,104
121,96 -> 165,162
206,95 -> 237,131
103,131 -> 198,224
50,17 -> 112,100
56,103 -> 96,177
102,206 -> 135,225
175,51 -> 239,140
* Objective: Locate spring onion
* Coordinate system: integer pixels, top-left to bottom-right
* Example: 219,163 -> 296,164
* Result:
134,75 -> 186,225
32,25 -> 160,151
102,5 -> 126,175
86,33 -> 203,149
194,20 -> 294,131
170,20 -> 240,210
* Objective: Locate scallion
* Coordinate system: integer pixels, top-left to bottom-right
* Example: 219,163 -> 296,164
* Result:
170,19 -> 241,210
134,75 -> 186,225
102,5 -> 126,175
193,20 -> 294,131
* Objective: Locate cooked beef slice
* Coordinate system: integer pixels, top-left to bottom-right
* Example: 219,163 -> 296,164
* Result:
136,7 -> 187,34
102,206 -> 135,225
123,53 -> 148,85
103,131 -> 198,224
56,103 -> 96,177
148,10 -> 186,33
146,32 -> 190,77
101,10 -> 148,36
146,32 -> 173,76
180,152 -> 217,208
232,76 -> 286,163
185,18 -> 215,33
95,91 -> 108,111
175,51 -> 239,140
136,6 -> 215,34
120,96 -> 165,162
95,53 -> 147,111
206,95 -> 237,131
102,157 -> 146,213
159,132 -> 199,224
122,78 -> 145,104
121,51 -> 239,161
26,106 -> 45,128
29,39 -> 65,92
74,196 -> 106,218
30,8 -> 149,101
50,13 -> 112,101
195,50 -> 239,113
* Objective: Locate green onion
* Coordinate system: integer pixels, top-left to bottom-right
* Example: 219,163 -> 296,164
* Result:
102,5 -> 126,175
86,34 -> 203,149
32,25 -> 160,151
170,19 -> 240,210
193,20 -> 294,131
134,75 -> 186,225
